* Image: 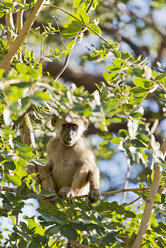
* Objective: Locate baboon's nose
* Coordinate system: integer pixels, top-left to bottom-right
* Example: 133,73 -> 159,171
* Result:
67,136 -> 72,142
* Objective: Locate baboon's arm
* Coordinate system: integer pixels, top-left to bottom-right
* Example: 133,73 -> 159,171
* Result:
38,163 -> 55,193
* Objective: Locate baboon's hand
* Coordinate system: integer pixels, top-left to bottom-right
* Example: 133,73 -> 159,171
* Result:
42,177 -> 54,193
89,189 -> 101,203
58,186 -> 74,198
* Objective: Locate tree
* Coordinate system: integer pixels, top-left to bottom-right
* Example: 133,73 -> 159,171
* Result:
0,0 -> 166,247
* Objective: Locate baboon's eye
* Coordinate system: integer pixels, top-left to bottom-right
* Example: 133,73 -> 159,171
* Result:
72,124 -> 78,129
64,123 -> 70,128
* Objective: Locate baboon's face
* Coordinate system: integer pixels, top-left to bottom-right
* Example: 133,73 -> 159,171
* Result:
61,122 -> 79,147
51,112 -> 88,147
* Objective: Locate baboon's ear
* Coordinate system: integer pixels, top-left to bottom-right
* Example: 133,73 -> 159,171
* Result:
51,114 -> 58,127
83,118 -> 89,129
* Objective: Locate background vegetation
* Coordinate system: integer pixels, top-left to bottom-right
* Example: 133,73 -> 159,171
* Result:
0,0 -> 166,247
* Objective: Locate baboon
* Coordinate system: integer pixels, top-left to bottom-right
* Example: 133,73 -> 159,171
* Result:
39,112 -> 101,202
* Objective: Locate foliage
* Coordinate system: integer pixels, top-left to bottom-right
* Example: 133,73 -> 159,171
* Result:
0,0 -> 166,247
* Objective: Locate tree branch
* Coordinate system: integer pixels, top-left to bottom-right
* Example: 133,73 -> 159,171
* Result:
19,114 -> 40,187
161,139 -> 166,159
121,160 -> 130,203
16,0 -> 25,61
101,187 -> 150,197
152,39 -> 166,67
1,185 -> 150,195
5,11 -> 14,48
131,165 -> 162,248
0,0 -> 46,72
126,196 -> 142,206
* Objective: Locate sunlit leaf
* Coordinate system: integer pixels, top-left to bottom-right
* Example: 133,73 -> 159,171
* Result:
88,23 -> 101,35
5,174 -> 21,186
66,40 -> 75,54
62,21 -> 83,38
73,0 -> 83,8
77,8 -> 89,24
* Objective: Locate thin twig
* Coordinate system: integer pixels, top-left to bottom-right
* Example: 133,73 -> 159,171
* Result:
86,0 -> 95,13
157,82 -> 166,94
101,187 -> 150,196
53,16 -> 66,50
126,196 -> 142,206
12,104 -> 33,130
55,53 -> 71,81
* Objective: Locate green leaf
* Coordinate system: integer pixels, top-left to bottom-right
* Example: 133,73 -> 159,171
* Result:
107,72 -> 119,81
106,65 -> 120,72
45,225 -> 60,236
77,8 -> 89,24
32,92 -> 51,102
103,70 -> 109,81
60,224 -> 78,240
133,78 -> 153,89
62,21 -> 83,38
5,174 -> 21,186
111,137 -> 122,145
124,210 -> 136,218
66,40 -> 75,54
113,50 -> 121,58
4,161 -> 15,170
113,59 -> 124,66
130,86 -> 147,97
131,139 -> 148,148
101,233 -> 116,245
29,241 -> 41,248
88,23 -> 101,35
0,69 -> 4,79
73,0 -> 83,8
41,213 -> 67,225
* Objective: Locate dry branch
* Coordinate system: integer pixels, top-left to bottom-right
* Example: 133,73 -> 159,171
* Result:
131,165 -> 162,248
0,0 -> 46,72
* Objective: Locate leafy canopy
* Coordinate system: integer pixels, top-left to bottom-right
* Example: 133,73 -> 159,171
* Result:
0,0 -> 166,247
